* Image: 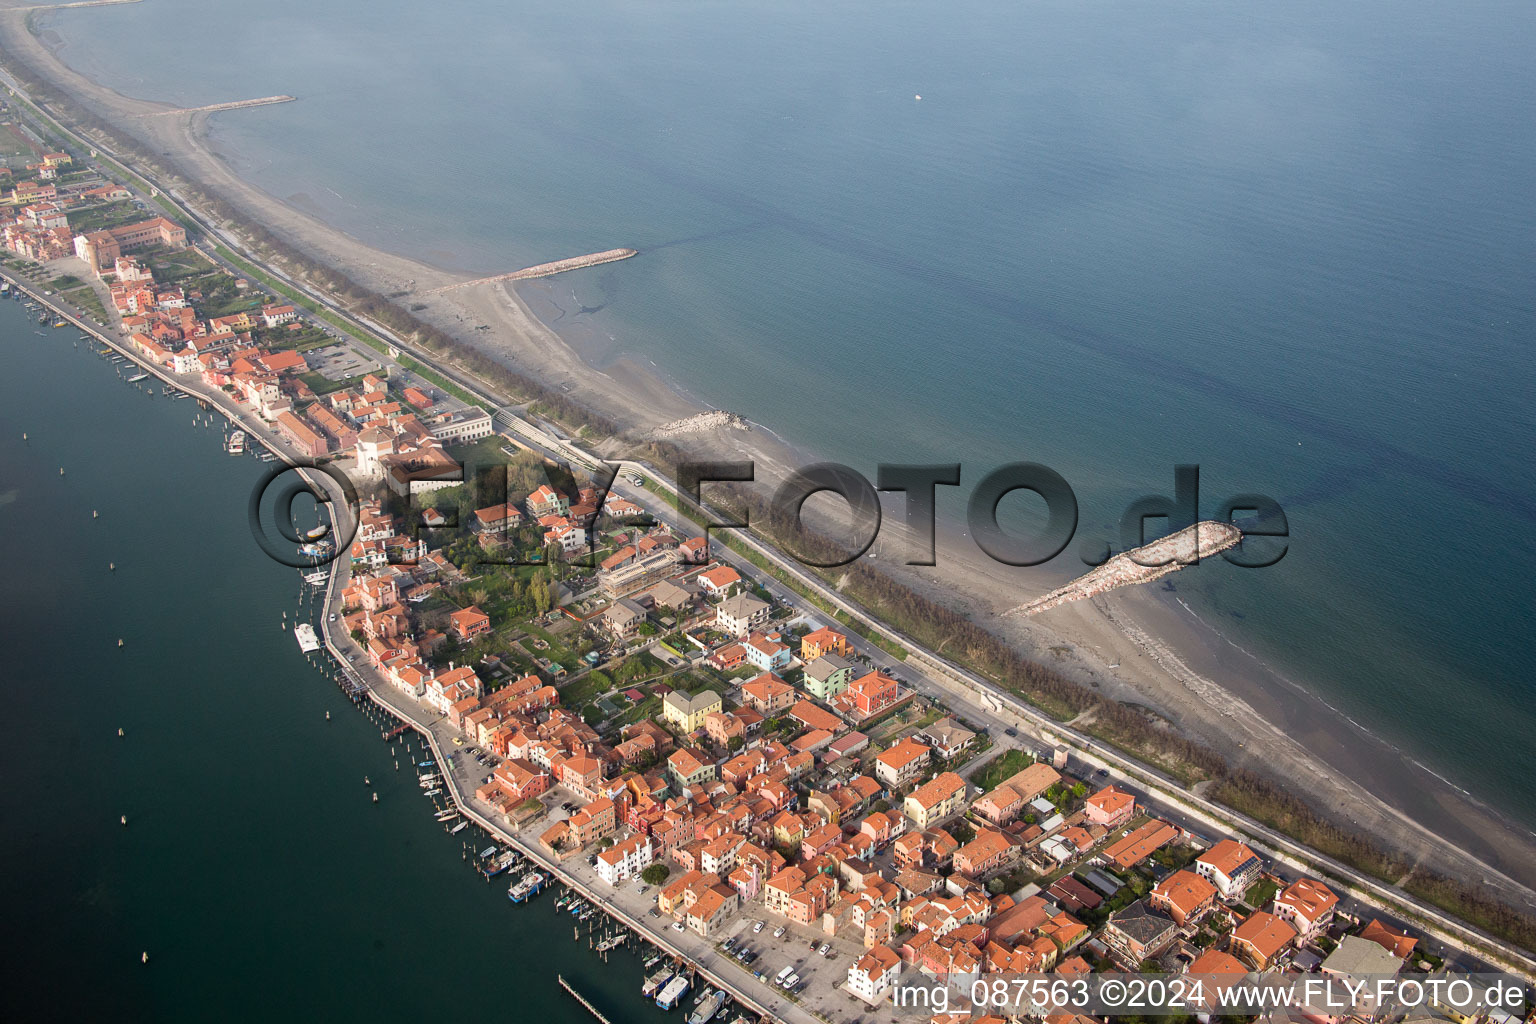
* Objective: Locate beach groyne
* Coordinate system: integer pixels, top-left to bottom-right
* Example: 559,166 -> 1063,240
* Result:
428,248 -> 637,294
140,95 -> 296,118
1007,520 -> 1243,617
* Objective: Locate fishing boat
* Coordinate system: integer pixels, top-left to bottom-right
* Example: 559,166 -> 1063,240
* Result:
52,319 -> 67,328
482,849 -> 520,877
418,760 -> 435,768
423,788 -> 443,798
298,539 -> 333,558
568,900 -> 586,916
303,570 -> 328,586
226,430 -> 246,455
643,953 -> 663,972
642,968 -> 674,998
507,871 -> 546,903
687,989 -> 728,1024
655,975 -> 691,1011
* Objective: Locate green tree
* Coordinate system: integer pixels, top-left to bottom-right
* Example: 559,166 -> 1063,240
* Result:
727,736 -> 744,751
641,863 -> 670,886
529,575 -> 551,615
1071,781 -> 1087,799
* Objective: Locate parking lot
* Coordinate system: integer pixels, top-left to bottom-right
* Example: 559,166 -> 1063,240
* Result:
307,342 -> 380,381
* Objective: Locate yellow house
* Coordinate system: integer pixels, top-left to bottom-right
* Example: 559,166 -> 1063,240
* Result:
903,772 -> 968,829
661,688 -> 722,734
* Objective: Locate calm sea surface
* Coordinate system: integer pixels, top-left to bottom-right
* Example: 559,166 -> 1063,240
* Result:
33,0 -> 1536,825
0,301 -> 673,1019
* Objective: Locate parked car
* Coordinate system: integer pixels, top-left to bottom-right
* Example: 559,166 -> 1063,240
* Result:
753,921 -> 764,934
818,943 -> 830,956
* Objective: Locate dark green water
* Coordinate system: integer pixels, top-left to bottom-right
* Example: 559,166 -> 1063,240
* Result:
0,299 -> 673,1021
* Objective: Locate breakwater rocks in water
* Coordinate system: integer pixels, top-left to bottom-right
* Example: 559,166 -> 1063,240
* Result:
1009,520 -> 1243,617
644,409 -> 751,439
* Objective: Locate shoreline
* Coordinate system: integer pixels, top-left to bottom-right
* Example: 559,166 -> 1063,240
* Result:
3,3 -> 1532,905
8,236 -> 1536,974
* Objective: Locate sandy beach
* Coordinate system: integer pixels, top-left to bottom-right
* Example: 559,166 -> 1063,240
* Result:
3,2 -> 1532,906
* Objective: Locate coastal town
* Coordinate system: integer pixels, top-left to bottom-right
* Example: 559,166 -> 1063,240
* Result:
1,65 -> 1532,1024
321,473 -> 1531,1023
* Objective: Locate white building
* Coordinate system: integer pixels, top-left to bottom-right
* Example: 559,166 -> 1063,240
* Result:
596,833 -> 654,885
1194,839 -> 1264,900
846,945 -> 901,1005
715,593 -> 769,638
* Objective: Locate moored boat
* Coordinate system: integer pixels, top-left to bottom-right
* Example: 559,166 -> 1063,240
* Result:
507,871 -> 546,903
687,989 -> 728,1024
655,975 -> 691,1011
642,968 -> 674,998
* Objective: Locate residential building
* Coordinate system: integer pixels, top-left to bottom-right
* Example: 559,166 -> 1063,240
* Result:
847,945 -> 901,1005
449,605 -> 492,642
715,593 -> 770,637
952,828 -> 1012,879
903,772 -> 967,830
1321,937 -> 1403,1020
686,884 -> 740,936
1273,878 -> 1338,939
802,654 -> 856,700
661,689 -> 723,734
800,626 -> 852,661
1083,785 -> 1136,828
1103,900 -> 1178,967
1229,910 -> 1296,969
971,761 -> 1060,825
527,484 -> 569,518
601,598 -> 647,639
1099,818 -> 1180,871
667,747 -> 716,791
741,673 -> 795,714
1149,869 -> 1218,927
742,633 -> 791,672
596,833 -> 654,885
873,736 -> 931,789
696,564 -> 742,596
916,718 -> 976,760
1195,839 -> 1264,900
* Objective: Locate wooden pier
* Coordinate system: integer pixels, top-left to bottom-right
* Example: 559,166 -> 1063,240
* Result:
556,975 -> 613,1024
